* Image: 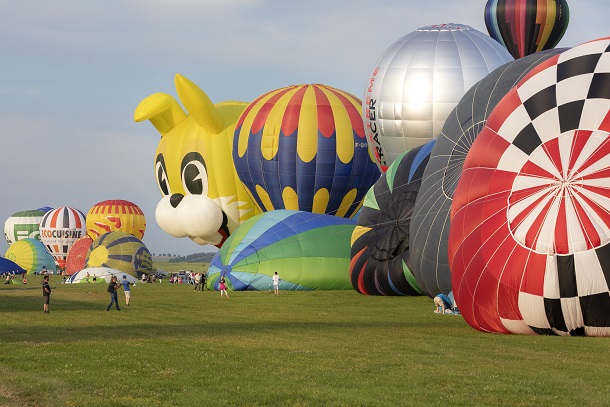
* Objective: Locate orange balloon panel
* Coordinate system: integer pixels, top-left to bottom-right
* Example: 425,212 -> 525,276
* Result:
86,200 -> 146,240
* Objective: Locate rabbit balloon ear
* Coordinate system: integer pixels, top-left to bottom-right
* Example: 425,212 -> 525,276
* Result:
134,93 -> 187,137
175,74 -> 224,134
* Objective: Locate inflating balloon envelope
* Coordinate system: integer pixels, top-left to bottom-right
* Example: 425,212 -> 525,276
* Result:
350,141 -> 434,296
409,49 -> 566,298
450,38 -> 610,336
208,210 -> 355,291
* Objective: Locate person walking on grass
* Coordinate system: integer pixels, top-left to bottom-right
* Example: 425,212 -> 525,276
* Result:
122,275 -> 134,306
106,276 -> 121,311
42,275 -> 51,313
272,272 -> 280,296
219,275 -> 229,298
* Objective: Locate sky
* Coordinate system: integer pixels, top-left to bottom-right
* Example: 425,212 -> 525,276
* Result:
1,0 -> 608,257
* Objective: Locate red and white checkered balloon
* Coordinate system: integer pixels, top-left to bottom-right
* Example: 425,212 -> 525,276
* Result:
450,37 -> 610,337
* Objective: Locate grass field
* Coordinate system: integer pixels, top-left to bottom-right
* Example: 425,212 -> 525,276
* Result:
1,275 -> 609,407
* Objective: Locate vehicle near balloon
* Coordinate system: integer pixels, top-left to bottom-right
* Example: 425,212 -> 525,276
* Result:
363,23 -> 513,171
5,238 -> 56,275
86,200 -> 146,240
65,235 -> 93,276
450,38 -> 610,336
350,141 -> 434,296
4,209 -> 47,246
39,207 -> 87,271
485,0 -> 570,59
135,74 -> 261,247
207,210 -> 356,291
85,231 -> 153,277
233,84 -> 380,218
409,49 -> 566,298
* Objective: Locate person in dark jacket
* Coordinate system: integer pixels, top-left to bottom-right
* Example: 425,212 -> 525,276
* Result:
42,275 -> 51,313
106,276 -> 121,311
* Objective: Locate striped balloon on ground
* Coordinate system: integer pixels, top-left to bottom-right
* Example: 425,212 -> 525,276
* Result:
207,210 -> 355,291
350,141 -> 434,296
86,231 -> 153,276
39,207 -> 86,270
233,84 -> 380,219
450,38 -> 610,336
5,238 -> 56,275
86,200 -> 146,240
65,235 -> 93,275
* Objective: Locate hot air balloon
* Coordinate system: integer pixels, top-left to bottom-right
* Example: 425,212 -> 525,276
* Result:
363,23 -> 513,171
65,235 -> 93,276
450,38 -> 610,336
39,207 -> 86,270
67,268 -> 138,284
350,141 -> 434,296
0,257 -> 26,275
484,0 -> 570,59
86,231 -> 153,276
86,200 -> 146,240
135,74 -> 261,248
4,209 -> 46,246
233,84 -> 380,218
409,49 -> 566,298
207,210 -> 356,291
5,238 -> 56,275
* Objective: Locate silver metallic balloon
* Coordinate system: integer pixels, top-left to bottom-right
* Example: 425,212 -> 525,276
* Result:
363,23 -> 513,170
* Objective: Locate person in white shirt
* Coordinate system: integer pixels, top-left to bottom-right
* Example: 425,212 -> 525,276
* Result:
272,272 -> 280,296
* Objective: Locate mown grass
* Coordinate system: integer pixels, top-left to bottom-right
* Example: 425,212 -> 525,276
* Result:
0,276 -> 609,406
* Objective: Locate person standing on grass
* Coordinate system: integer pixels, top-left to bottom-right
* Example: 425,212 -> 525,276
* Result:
272,272 -> 280,296
193,272 -> 202,291
106,276 -> 121,311
122,275 -> 134,306
219,275 -> 229,298
42,275 -> 51,313
201,272 -> 207,291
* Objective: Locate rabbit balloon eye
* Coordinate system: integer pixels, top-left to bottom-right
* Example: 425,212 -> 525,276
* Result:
181,152 -> 208,195
155,155 -> 170,196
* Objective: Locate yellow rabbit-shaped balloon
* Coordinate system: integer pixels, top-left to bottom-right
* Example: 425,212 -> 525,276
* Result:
134,74 -> 260,247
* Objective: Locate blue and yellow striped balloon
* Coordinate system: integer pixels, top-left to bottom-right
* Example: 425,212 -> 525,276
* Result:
85,231 -> 152,276
233,84 -> 380,218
